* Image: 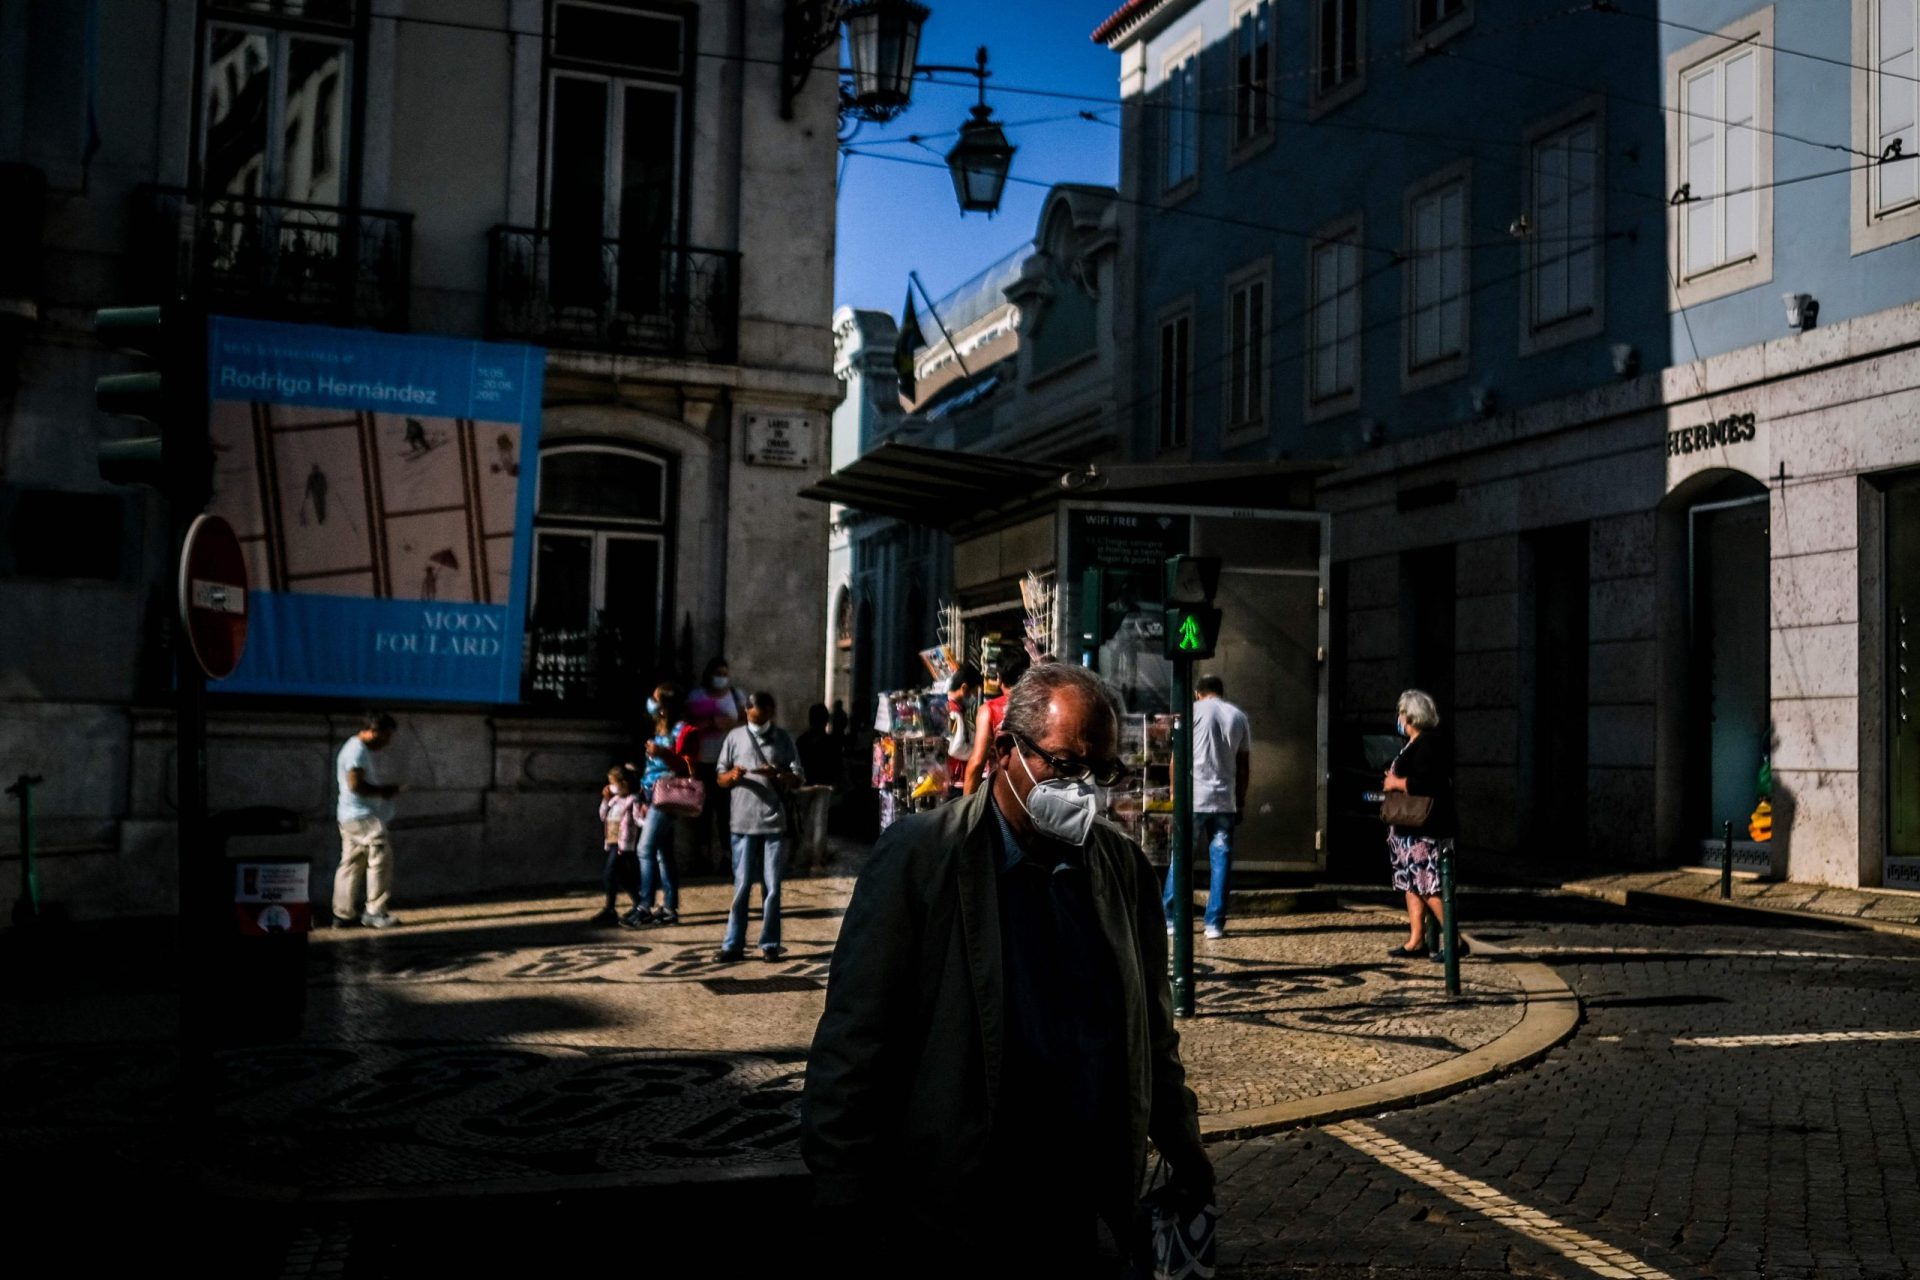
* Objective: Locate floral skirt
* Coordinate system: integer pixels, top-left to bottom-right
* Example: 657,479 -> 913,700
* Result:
1388,832 -> 1453,897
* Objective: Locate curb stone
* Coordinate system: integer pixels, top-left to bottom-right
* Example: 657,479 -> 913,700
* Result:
1563,879 -> 1920,944
1196,932 -> 1581,1142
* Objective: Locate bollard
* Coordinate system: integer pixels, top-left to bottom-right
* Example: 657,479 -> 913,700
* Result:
6,773 -> 45,925
1721,820 -> 1734,900
1440,840 -> 1460,999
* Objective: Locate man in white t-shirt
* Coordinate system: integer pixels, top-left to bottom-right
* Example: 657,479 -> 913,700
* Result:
1165,674 -> 1251,939
335,711 -> 402,928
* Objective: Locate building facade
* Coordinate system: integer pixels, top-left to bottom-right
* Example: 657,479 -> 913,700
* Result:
823,183 -> 1124,708
0,0 -> 840,914
1100,0 -> 1920,887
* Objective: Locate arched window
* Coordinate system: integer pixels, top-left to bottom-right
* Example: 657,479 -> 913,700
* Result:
527,442 -> 671,704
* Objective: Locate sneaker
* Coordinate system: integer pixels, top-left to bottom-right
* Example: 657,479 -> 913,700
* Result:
712,949 -> 746,964
761,946 -> 787,962
332,915 -> 359,929
359,911 -> 400,929
590,907 -> 620,927
1204,925 -> 1225,940
654,909 -> 679,926
618,908 -> 648,929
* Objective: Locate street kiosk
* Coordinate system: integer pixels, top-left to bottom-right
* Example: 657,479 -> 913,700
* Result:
803,444 -> 1331,872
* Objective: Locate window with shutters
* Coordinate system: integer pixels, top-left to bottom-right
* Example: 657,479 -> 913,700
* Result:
1666,8 -> 1773,307
1312,0 -> 1365,113
1162,40 -> 1201,193
1522,103 -> 1606,353
1225,265 -> 1270,437
1853,0 -> 1920,252
1402,164 -> 1470,388
1306,216 -> 1362,418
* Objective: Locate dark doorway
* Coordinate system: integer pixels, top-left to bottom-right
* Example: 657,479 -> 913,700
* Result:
1400,544 -> 1456,717
1522,523 -> 1590,855
1688,482 -> 1769,842
1885,479 -> 1920,882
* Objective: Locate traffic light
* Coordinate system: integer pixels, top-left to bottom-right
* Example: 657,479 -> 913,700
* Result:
1164,555 -> 1223,660
94,304 -> 211,513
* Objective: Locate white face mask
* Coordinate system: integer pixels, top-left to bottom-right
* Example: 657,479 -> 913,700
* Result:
1012,746 -> 1099,846
711,676 -> 731,691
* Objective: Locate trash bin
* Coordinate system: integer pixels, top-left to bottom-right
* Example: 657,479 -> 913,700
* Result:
216,806 -> 308,1044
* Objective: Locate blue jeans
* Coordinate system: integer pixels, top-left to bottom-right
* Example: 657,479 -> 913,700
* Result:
723,832 -> 786,953
1163,813 -> 1236,930
636,806 -> 678,912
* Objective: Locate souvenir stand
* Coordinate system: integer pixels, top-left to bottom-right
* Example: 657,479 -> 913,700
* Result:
802,443 -> 1332,873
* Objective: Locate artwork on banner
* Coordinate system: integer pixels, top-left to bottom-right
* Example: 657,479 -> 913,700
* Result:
207,317 -> 544,703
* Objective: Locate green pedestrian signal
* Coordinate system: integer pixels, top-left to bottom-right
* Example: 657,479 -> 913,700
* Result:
1164,604 -> 1221,660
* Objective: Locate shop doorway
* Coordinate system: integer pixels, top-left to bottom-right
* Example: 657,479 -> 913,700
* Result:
1884,479 -> 1920,885
1522,523 -> 1590,856
1688,479 -> 1769,841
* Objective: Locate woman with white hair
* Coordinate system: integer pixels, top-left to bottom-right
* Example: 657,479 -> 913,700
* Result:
1382,688 -> 1464,961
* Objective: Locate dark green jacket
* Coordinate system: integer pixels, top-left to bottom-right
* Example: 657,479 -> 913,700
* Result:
801,787 -> 1204,1223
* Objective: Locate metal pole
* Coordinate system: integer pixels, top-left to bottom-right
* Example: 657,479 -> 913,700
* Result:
1171,655 -> 1195,1018
1721,819 -> 1734,900
7,774 -> 44,922
1440,841 -> 1459,999
176,526 -> 212,1081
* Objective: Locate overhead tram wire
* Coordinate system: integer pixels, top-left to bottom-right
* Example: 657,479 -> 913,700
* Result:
1596,2 -> 1920,85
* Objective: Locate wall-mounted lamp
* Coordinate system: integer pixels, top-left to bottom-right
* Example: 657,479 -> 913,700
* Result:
1610,343 -> 1639,378
1783,292 -> 1819,332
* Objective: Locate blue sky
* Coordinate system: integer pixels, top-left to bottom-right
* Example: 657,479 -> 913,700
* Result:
833,0 -> 1123,316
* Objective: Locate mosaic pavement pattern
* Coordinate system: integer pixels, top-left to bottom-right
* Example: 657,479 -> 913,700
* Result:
0,874 -> 1530,1192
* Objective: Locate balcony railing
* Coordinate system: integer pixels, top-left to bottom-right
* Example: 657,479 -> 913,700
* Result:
524,621 -> 658,707
486,227 -> 739,362
133,185 -> 412,329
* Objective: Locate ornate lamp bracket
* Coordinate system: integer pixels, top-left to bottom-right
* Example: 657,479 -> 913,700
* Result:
782,0 -> 847,121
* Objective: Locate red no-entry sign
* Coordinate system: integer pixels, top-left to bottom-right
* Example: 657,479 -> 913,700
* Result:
179,513 -> 249,680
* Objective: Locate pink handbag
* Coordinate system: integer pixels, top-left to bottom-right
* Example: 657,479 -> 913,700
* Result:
650,775 -> 706,818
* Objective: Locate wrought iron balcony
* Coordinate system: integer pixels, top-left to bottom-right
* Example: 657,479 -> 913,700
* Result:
486,227 -> 739,362
133,185 -> 412,329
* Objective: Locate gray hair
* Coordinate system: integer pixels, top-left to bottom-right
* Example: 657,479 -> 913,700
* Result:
1396,688 -> 1442,732
1002,661 -> 1122,745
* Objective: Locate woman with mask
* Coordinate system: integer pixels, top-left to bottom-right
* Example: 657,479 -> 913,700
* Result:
627,684 -> 693,926
1382,688 -> 1463,962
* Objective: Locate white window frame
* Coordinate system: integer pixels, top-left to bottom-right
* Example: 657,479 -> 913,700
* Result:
1666,6 -> 1774,309
1311,0 -> 1367,116
1156,300 -> 1195,456
1224,259 -> 1272,442
1305,212 -> 1364,422
1852,0 -> 1920,253
1405,0 -> 1473,58
1520,98 -> 1606,355
1230,1 -> 1275,161
1160,34 -> 1203,196
1401,161 -> 1471,391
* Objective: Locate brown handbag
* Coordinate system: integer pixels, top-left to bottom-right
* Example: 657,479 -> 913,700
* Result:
1380,792 -> 1434,828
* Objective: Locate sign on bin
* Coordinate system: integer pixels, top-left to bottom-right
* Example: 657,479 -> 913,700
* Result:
234,861 -> 312,935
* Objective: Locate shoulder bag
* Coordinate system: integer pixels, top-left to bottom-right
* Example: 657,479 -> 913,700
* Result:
650,774 -> 705,818
1379,792 -> 1433,829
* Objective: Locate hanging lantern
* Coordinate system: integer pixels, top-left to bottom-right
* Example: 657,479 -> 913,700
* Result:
842,0 -> 930,117
946,103 -> 1015,215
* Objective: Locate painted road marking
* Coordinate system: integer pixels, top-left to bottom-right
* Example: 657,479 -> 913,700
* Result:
1326,1121 -> 1675,1280
1675,1029 -> 1920,1048
1514,945 -> 1919,963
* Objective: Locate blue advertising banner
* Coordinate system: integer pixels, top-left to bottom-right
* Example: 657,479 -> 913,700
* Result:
205,317 -> 544,703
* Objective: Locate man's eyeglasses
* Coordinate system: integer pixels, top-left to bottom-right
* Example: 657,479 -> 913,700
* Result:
1014,733 -> 1130,788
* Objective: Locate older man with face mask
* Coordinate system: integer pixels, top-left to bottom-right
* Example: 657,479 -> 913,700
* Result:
802,662 -> 1211,1272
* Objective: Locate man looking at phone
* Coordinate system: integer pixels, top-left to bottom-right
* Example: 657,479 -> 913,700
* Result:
714,691 -> 805,962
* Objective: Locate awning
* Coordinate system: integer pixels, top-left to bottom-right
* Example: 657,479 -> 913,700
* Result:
798,442 -> 1068,530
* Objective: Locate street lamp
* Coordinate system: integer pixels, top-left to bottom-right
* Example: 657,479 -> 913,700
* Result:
944,49 -> 1016,216
842,0 -> 929,118
782,1 -> 1017,214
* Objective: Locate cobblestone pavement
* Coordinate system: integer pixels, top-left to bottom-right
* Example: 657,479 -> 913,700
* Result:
1565,867 -> 1920,935
1208,892 -> 1920,1278
0,873 -> 1530,1198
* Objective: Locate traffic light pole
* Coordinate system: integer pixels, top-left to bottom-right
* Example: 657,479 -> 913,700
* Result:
1170,653 -> 1195,1018
176,589 -> 212,1074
